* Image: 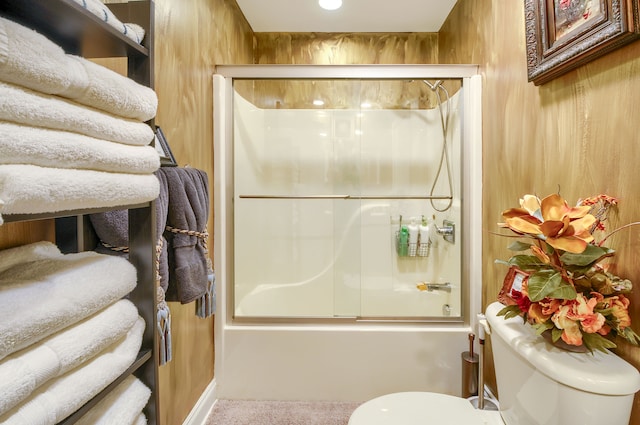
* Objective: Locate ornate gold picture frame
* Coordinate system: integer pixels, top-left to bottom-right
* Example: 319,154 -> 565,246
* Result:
525,0 -> 640,85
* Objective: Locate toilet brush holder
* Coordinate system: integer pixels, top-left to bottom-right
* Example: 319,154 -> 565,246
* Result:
468,317 -> 499,411
461,333 -> 479,398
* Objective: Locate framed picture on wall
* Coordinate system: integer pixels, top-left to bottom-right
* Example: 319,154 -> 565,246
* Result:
155,126 -> 177,167
525,0 -> 640,85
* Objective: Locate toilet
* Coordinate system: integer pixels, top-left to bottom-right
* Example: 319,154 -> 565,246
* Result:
349,301 -> 640,425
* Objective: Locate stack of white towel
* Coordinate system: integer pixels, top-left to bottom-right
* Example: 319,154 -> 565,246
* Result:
70,0 -> 147,45
0,241 -> 151,425
0,14 -> 161,225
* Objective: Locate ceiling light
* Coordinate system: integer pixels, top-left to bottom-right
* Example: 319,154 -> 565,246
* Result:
313,99 -> 325,106
319,0 -> 342,11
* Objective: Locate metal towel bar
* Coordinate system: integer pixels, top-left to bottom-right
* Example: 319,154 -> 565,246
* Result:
239,195 -> 454,200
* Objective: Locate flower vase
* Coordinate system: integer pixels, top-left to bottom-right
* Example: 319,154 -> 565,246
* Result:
540,330 -> 589,353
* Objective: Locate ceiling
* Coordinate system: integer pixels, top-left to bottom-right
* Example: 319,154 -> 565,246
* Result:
235,0 -> 459,33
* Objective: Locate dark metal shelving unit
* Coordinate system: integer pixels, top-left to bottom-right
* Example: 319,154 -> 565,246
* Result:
0,1 -> 158,424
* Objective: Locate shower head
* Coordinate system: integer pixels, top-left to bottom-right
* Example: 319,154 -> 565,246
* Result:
422,79 -> 443,91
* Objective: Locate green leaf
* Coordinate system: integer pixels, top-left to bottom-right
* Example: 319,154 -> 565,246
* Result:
531,322 -> 554,335
543,243 -> 555,255
551,327 -> 563,342
620,327 -> 640,346
507,241 -> 533,252
497,305 -> 523,320
507,255 -> 546,270
527,270 -> 577,302
560,245 -> 615,267
582,332 -> 618,353
596,307 -> 614,317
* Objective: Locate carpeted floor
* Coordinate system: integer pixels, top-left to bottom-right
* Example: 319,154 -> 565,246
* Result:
205,400 -> 363,425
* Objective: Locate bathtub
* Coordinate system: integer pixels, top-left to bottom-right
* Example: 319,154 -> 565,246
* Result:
235,277 -> 460,318
222,283 -> 470,400
215,320 -> 474,401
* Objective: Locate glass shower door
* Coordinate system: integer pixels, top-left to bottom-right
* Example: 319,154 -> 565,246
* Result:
233,80 -> 364,318
232,77 -> 463,321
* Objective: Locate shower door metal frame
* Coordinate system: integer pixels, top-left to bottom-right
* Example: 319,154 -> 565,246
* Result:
213,64 -> 482,328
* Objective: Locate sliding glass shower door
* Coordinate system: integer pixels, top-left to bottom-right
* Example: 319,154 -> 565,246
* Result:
230,75 -> 466,321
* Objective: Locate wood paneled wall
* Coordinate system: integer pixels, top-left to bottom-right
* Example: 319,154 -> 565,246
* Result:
153,0 -> 253,424
255,32 -> 438,65
0,222 -> 54,250
251,33 -> 442,117
439,0 -> 640,420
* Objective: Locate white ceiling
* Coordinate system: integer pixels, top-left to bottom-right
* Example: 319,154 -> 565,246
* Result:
235,0 -> 459,33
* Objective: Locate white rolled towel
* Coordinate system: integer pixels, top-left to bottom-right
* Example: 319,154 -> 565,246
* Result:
0,81 -> 154,147
0,16 -> 157,121
0,241 -> 60,275
0,242 -> 138,360
0,164 -> 159,224
0,300 -> 139,416
0,121 -> 160,174
69,0 -> 146,44
75,375 -> 151,425
0,318 -> 146,425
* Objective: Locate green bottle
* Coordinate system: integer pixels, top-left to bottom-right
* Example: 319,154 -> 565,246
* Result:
399,225 -> 409,257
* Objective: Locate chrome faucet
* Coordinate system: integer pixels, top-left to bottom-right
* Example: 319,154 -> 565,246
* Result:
434,220 -> 455,244
417,282 -> 452,292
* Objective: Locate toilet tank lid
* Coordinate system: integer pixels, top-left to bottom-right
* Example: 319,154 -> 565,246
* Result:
486,301 -> 640,396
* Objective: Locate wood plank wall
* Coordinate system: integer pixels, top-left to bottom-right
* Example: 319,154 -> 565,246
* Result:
0,222 -> 54,250
251,34 -> 442,122
438,0 -> 640,421
152,0 -> 253,424
255,32 -> 438,65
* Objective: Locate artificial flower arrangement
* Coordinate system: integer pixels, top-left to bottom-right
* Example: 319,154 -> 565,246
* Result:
496,193 -> 640,353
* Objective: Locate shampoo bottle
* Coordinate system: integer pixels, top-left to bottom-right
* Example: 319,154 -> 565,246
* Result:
399,225 -> 409,257
418,215 -> 431,257
408,218 -> 419,257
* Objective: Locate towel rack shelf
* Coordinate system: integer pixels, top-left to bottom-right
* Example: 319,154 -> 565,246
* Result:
0,0 -> 149,58
2,202 -> 153,224
0,1 -> 158,424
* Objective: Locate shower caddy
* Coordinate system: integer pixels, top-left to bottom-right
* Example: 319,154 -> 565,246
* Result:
395,215 -> 455,257
0,0 -> 159,423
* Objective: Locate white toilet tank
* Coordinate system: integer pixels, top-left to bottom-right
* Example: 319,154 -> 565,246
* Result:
486,301 -> 640,425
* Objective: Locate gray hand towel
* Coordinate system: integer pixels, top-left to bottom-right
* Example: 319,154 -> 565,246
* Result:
89,170 -> 169,293
160,167 -> 210,304
89,167 -> 209,304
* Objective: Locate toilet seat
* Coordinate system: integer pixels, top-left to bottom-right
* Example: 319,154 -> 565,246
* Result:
348,392 -> 504,425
